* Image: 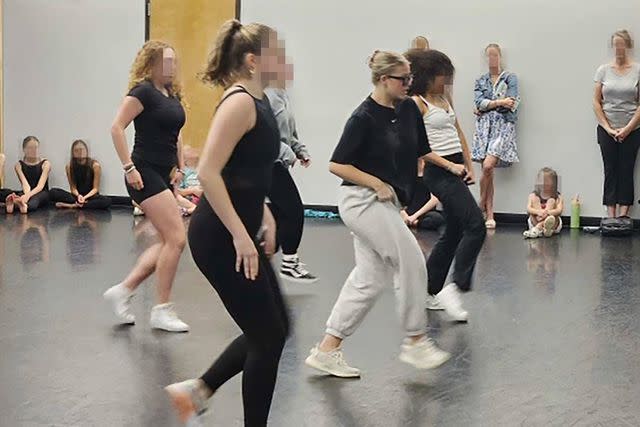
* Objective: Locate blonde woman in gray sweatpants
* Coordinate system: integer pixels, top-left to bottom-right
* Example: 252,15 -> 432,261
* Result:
305,50 -> 462,378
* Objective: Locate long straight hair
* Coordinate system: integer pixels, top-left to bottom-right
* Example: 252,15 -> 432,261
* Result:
69,139 -> 95,187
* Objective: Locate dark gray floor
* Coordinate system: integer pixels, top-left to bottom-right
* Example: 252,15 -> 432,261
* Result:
1,209 -> 640,426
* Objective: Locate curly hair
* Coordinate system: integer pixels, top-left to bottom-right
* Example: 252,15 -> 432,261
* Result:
127,40 -> 185,104
404,48 -> 455,96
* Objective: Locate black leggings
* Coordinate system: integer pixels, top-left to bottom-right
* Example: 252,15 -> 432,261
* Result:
425,153 -> 486,294
50,188 -> 112,210
267,162 -> 304,255
598,125 -> 640,207
188,194 -> 290,427
14,190 -> 50,212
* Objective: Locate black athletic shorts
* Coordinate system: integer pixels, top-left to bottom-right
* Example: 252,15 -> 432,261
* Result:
125,156 -> 175,205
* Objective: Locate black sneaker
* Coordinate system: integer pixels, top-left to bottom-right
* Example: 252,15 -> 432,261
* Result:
280,257 -> 318,284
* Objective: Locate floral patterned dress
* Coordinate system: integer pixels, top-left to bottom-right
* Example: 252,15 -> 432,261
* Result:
472,71 -> 520,167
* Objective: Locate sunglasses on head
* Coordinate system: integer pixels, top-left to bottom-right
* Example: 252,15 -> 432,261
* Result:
387,74 -> 414,86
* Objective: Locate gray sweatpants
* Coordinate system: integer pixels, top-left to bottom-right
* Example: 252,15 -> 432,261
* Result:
326,185 -> 428,339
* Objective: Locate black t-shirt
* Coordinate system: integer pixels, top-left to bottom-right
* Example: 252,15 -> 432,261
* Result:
330,96 -> 431,205
128,81 -> 186,167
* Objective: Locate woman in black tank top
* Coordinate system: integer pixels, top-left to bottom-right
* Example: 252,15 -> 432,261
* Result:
5,136 -> 51,214
165,20 -> 290,427
50,140 -> 112,210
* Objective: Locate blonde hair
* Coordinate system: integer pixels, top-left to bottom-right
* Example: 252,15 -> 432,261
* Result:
127,40 -> 185,104
201,19 -> 275,88
485,43 -> 502,55
611,29 -> 633,48
368,50 -> 409,84
411,36 -> 430,50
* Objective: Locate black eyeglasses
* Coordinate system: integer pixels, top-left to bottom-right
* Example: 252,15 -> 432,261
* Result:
387,74 -> 414,86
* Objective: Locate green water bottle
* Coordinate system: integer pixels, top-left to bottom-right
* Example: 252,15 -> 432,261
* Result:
570,194 -> 581,229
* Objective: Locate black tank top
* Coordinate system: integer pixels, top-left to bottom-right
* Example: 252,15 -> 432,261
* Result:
71,161 -> 95,195
192,86 -> 280,239
20,160 -> 48,190
218,86 -> 280,194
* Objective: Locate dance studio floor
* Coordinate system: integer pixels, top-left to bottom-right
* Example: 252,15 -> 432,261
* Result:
1,209 -> 640,426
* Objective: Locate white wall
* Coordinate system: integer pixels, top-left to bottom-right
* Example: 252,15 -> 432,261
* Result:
3,0 -> 144,195
242,0 -> 640,218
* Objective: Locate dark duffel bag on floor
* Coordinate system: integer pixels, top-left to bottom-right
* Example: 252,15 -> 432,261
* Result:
600,217 -> 633,237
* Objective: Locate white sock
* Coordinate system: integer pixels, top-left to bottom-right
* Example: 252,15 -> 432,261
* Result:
282,254 -> 298,262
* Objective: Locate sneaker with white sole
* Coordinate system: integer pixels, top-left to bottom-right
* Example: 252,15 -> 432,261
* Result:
399,337 -> 451,369
543,216 -> 556,237
523,227 -> 542,239
437,283 -> 469,322
150,303 -> 190,332
165,379 -> 208,424
426,294 -> 444,311
103,283 -> 135,324
280,256 -> 318,284
305,345 -> 361,378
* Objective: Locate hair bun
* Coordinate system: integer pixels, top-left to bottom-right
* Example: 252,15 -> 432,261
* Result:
230,19 -> 243,32
368,50 -> 381,68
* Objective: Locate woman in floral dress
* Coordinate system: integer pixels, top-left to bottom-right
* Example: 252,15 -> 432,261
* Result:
472,43 -> 520,228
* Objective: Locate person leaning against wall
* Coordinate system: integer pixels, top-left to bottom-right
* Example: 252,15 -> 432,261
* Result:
593,29 -> 640,219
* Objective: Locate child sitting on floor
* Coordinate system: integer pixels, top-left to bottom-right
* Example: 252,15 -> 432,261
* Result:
176,145 -> 203,204
401,158 -> 445,230
523,167 -> 563,239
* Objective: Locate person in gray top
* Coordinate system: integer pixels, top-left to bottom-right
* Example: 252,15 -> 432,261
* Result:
264,84 -> 318,283
593,29 -> 640,219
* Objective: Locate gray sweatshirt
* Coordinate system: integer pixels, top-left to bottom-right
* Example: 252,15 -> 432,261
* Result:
264,88 -> 310,166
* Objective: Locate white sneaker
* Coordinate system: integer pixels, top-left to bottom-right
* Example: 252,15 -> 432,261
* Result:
150,303 -> 190,332
103,283 -> 135,324
426,294 -> 444,311
165,379 -> 208,423
305,345 -> 361,378
437,283 -> 469,322
523,227 -> 542,239
399,337 -> 451,369
543,216 -> 556,237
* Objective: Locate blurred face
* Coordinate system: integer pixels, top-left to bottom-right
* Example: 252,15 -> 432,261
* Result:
429,74 -> 451,95
543,174 -> 555,193
183,146 -> 200,166
23,139 -> 39,159
413,37 -> 429,50
486,47 -> 501,68
381,63 -> 412,101
612,36 -> 630,60
152,47 -> 177,84
72,142 -> 88,160
256,31 -> 292,87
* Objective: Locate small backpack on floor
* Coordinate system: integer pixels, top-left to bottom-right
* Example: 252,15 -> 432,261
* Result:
600,217 -> 633,237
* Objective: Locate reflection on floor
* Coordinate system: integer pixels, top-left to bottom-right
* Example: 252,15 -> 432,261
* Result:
1,209 -> 639,426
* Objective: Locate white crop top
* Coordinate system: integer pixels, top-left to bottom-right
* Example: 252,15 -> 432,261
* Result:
419,95 -> 462,157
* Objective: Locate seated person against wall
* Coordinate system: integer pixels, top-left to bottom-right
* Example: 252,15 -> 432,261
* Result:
176,145 -> 203,204
0,153 -> 12,202
6,136 -> 51,214
50,139 -> 112,210
401,158 -> 445,230
523,167 -> 564,239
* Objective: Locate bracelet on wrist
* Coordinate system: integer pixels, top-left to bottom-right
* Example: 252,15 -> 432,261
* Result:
122,162 -> 134,171
125,165 -> 137,175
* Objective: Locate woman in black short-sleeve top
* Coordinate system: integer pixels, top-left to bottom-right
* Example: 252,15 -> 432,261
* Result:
103,41 -> 189,333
